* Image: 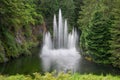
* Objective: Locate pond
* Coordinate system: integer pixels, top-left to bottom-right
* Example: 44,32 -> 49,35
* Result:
0,47 -> 120,75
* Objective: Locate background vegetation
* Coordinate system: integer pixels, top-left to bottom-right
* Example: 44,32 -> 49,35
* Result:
0,0 -> 43,62
78,0 -> 120,68
0,0 -> 81,62
0,0 -> 120,70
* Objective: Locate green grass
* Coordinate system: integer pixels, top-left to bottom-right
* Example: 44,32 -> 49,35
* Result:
0,72 -> 120,80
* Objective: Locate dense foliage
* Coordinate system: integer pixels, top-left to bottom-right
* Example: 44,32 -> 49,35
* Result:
0,0 -> 82,62
0,72 -> 120,80
78,0 -> 120,68
0,0 -> 120,70
109,0 -> 120,69
0,0 -> 43,62
39,0 -> 76,29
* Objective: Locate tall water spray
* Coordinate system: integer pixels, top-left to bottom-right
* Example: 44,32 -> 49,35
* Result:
43,9 -> 78,49
41,9 -> 80,73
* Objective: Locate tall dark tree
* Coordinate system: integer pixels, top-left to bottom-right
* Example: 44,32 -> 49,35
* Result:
39,0 -> 75,28
87,10 -> 111,63
78,0 -> 120,68
109,0 -> 120,68
78,0 -> 97,53
73,0 -> 83,28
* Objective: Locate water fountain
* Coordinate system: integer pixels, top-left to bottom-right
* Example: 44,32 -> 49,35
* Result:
40,9 -> 80,73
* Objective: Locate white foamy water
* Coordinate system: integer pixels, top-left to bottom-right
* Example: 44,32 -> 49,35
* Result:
40,9 -> 80,73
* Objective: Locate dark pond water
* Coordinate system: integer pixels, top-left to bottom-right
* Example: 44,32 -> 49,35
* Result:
0,47 -> 120,75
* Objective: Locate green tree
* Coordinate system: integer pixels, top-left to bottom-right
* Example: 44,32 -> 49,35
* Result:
109,0 -> 120,68
78,0 -> 112,63
0,0 -> 43,62
58,0 -> 75,27
39,0 -> 75,28
78,0 -> 97,53
78,0 -> 120,68
87,10 -> 111,63
73,0 -> 83,27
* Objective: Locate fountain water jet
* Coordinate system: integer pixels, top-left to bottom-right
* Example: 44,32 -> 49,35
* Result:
41,9 -> 80,73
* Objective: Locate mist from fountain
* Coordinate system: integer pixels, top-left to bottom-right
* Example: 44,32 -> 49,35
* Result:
41,9 -> 80,73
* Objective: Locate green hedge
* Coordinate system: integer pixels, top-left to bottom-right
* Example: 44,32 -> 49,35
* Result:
0,72 -> 120,80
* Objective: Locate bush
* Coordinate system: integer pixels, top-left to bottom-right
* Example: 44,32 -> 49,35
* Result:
0,72 -> 120,80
